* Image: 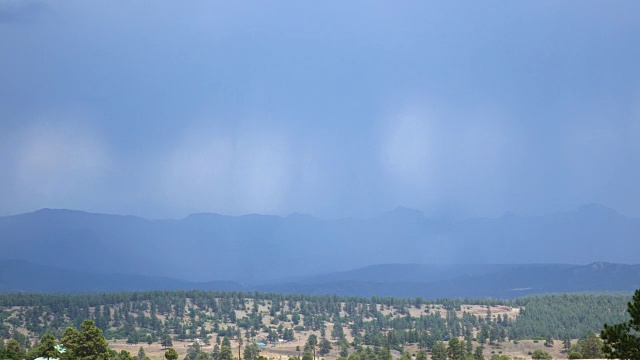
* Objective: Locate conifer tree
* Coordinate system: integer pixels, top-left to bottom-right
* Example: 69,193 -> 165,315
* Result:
601,289 -> 640,359
165,348 -> 178,360
161,334 -> 173,349
36,333 -> 59,360
61,320 -> 110,360
318,338 -> 332,356
243,343 -> 261,360
431,341 -> 447,360
212,345 -> 220,360
219,345 -> 233,360
474,347 -> 485,360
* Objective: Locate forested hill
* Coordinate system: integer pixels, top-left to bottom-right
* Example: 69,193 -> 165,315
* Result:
0,260 -> 247,294
1,260 -> 639,298
0,205 -> 639,283
264,262 -> 640,298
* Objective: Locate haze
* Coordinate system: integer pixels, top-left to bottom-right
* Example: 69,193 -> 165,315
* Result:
1,1 -> 640,220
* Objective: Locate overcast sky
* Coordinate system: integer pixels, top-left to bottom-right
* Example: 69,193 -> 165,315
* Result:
1,1 -> 639,220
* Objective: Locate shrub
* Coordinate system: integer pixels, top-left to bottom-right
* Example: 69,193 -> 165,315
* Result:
531,349 -> 552,360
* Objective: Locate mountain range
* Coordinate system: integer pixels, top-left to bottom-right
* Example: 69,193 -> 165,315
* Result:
0,204 -> 639,297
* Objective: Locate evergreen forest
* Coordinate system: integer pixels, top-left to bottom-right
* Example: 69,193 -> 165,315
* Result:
0,290 -> 633,360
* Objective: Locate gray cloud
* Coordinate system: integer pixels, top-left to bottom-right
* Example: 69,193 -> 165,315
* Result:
0,0 -> 47,23
1,1 -> 640,219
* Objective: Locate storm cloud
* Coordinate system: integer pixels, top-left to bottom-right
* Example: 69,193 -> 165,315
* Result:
1,1 -> 639,219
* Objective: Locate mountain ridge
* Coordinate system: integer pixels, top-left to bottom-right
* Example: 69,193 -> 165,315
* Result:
0,205 -> 638,282
1,259 -> 638,299
4,202 -> 631,223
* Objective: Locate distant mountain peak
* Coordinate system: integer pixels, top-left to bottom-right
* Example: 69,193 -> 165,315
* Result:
32,208 -> 80,215
286,212 -> 314,220
183,212 -> 225,220
576,203 -> 620,217
385,206 -> 425,219
588,261 -> 621,271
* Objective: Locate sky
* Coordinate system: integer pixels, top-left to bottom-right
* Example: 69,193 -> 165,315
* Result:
1,1 -> 639,220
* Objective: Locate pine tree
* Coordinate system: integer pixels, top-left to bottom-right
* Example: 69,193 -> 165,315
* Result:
196,353 -> 212,360
186,341 -> 201,360
62,320 -> 110,360
3,340 -> 21,360
474,346 -> 485,360
161,334 -> 173,349
545,335 -> 554,347
340,345 -> 349,358
35,333 -> 60,360
331,322 -> 345,340
431,341 -> 447,360
301,350 -> 313,360
466,338 -> 473,354
447,338 -> 466,360
318,339 -> 332,356
307,334 -> 318,347
243,343 -> 261,360
576,333 -> 603,359
165,348 -> 178,360
601,289 -> 640,359
113,350 -> 130,360
219,345 -> 233,360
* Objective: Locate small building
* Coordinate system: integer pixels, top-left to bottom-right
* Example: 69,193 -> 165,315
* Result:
257,342 -> 267,348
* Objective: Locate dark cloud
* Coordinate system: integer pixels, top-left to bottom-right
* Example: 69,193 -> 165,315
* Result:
0,0 -> 47,23
1,1 -> 640,219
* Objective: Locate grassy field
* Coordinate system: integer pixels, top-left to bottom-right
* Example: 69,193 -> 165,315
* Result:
108,336 -> 599,360
106,301 -> 586,360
